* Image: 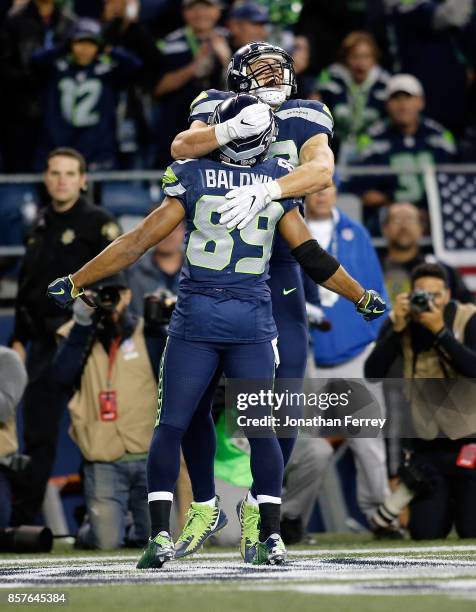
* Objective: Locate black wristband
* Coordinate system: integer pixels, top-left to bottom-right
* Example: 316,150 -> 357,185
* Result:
291,239 -> 340,284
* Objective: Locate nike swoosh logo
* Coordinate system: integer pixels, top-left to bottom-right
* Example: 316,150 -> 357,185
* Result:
372,308 -> 386,314
240,119 -> 253,126
283,288 -> 297,296
50,289 -> 65,296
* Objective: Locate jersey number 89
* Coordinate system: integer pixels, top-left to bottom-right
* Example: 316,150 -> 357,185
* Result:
187,195 -> 283,274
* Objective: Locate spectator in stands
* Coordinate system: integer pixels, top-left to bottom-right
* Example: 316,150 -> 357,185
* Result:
380,202 -> 474,305
10,147 -> 121,526
365,263 -> 476,540
347,74 -> 457,235
384,0 -> 476,136
100,0 -> 162,167
151,0 -> 231,168
0,346 -> 28,528
32,18 -> 142,171
126,222 -> 184,317
311,31 -> 390,163
304,184 -> 393,532
227,2 -> 269,52
294,0 -> 371,76
0,0 -> 76,171
53,279 -> 161,549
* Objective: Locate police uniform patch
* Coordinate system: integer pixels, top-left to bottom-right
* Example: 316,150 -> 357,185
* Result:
61,229 -> 76,245
101,222 -> 120,241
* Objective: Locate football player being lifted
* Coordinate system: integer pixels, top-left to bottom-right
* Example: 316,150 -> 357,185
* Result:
170,43 -> 387,562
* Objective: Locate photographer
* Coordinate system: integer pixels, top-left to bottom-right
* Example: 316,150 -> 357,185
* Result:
51,278 -> 170,549
365,263 -> 476,539
0,347 -> 28,528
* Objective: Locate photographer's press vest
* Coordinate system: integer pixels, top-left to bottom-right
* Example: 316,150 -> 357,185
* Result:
0,417 -> 18,457
401,302 -> 476,440
58,318 -> 157,462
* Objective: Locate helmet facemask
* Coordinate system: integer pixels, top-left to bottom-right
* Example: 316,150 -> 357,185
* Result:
246,54 -> 292,106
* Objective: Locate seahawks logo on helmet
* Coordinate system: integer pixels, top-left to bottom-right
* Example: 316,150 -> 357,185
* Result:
210,94 -> 278,167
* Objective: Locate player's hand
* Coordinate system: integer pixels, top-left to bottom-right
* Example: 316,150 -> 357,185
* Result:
47,275 -> 83,309
356,289 -> 387,321
215,103 -> 272,145
218,181 -> 281,229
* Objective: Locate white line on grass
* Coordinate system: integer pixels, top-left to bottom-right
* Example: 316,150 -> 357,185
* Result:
2,544 -> 476,566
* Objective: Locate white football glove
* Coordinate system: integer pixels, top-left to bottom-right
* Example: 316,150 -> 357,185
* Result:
218,181 -> 282,230
214,103 -> 272,146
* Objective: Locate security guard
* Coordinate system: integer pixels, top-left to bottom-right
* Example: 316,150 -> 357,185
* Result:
10,147 -> 121,525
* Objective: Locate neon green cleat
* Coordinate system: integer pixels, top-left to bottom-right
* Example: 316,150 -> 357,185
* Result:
237,498 -> 260,563
136,531 -> 175,569
174,499 -> 228,559
252,534 -> 287,566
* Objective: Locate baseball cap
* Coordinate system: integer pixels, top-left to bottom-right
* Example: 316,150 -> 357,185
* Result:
71,18 -> 102,44
385,74 -> 424,100
229,2 -> 270,23
183,0 -> 222,7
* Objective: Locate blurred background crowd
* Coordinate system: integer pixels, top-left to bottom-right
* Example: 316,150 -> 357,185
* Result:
0,0 -> 476,552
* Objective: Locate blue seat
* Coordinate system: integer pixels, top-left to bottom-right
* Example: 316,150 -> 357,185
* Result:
0,184 -> 39,246
100,182 -> 155,217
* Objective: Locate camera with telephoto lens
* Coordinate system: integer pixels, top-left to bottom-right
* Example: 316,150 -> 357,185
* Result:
410,290 -> 433,313
143,289 -> 177,326
90,286 -> 122,312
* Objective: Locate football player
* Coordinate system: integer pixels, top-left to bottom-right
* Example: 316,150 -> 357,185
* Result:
170,42 -> 340,560
47,95 -> 386,568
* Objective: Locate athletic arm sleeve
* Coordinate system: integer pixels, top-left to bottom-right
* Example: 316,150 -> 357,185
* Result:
291,239 -> 340,284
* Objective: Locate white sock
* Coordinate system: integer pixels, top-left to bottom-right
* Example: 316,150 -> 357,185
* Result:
195,496 -> 216,507
257,495 -> 281,505
247,491 -> 258,506
148,491 -> 173,502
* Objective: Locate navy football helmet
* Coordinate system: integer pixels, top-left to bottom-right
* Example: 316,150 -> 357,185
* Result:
209,94 -> 277,166
226,42 -> 296,106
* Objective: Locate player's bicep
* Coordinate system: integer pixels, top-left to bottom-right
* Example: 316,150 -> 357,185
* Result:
278,207 -> 313,249
299,133 -> 333,165
134,197 -> 185,252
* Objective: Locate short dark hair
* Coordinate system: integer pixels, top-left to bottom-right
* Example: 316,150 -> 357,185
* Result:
411,263 -> 448,287
46,148 -> 86,174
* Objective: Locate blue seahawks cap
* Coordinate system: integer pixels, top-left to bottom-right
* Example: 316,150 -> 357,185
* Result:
229,2 -> 270,24
71,18 -> 102,44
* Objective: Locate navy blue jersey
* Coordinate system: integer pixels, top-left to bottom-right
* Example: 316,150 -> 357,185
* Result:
163,157 -> 300,342
349,116 -> 456,206
314,64 -> 389,148
189,89 -> 334,264
32,47 -> 141,168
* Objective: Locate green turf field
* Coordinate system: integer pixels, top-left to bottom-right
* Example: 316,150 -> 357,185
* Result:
2,535 -> 476,611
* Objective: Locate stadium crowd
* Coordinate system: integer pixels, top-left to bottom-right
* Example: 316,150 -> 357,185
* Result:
1,0 -> 476,557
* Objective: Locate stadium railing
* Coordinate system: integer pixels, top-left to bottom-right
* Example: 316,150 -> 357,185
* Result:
1,164 -> 475,269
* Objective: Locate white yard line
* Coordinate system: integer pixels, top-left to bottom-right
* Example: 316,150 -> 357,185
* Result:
2,544 -> 476,566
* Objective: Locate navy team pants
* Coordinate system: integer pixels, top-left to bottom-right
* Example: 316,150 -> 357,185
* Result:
181,262 -> 309,501
147,337 -> 284,500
